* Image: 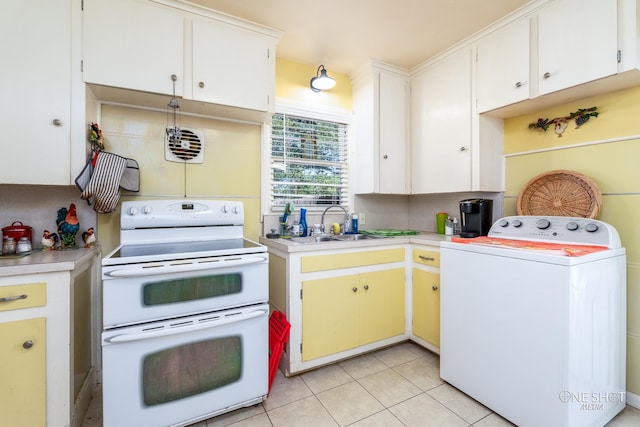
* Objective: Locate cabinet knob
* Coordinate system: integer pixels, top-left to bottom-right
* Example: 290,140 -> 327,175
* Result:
52,118 -> 62,127
23,340 -> 34,349
199,81 -> 205,88
543,72 -> 551,79
515,81 -> 523,88
432,286 -> 438,291
352,287 -> 358,293
459,146 -> 467,152
363,285 -> 369,290
383,155 -> 388,159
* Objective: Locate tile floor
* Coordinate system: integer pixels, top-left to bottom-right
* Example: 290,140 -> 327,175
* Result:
83,341 -> 640,427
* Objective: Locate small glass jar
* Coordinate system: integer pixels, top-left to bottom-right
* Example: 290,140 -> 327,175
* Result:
3,237 -> 16,255
16,237 -> 32,253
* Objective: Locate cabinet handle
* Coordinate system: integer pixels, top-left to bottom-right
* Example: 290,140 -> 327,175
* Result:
432,286 -> 438,291
515,81 -> 522,88
23,340 -> 34,349
52,118 -> 62,127
363,285 -> 369,290
352,287 -> 358,293
459,146 -> 467,152
0,294 -> 27,303
543,72 -> 551,79
199,81 -> 205,88
383,155 -> 388,159
418,255 -> 435,261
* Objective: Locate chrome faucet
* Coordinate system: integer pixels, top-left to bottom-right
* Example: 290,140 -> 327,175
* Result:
320,205 -> 350,234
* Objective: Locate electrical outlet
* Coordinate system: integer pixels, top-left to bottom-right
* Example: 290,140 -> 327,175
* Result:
359,213 -> 366,225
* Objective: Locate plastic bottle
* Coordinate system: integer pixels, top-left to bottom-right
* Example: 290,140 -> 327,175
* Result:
351,213 -> 359,234
299,208 -> 308,237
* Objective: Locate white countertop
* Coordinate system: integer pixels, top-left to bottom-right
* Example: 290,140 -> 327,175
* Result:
259,232 -> 454,253
0,246 -> 101,277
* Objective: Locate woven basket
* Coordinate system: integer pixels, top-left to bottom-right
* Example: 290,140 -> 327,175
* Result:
516,170 -> 602,218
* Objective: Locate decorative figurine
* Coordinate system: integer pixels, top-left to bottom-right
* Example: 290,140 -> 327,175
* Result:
82,227 -> 96,248
41,230 -> 58,251
56,203 -> 80,249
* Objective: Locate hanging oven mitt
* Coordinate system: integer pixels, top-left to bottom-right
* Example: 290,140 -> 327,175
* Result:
80,152 -> 128,214
119,158 -> 140,192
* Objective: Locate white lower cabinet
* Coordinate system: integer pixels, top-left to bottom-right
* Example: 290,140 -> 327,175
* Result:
0,251 -> 100,427
268,246 -> 408,375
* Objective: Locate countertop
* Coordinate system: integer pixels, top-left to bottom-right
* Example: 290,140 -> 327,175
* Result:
259,232 -> 454,253
0,246 -> 101,277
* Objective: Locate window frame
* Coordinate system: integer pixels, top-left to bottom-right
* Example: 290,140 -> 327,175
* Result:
262,100 -> 354,215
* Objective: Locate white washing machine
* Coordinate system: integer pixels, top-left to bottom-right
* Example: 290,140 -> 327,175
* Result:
440,216 -> 626,427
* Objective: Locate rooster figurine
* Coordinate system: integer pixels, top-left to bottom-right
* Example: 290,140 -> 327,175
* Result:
57,203 -> 80,248
82,227 -> 96,248
41,230 -> 58,251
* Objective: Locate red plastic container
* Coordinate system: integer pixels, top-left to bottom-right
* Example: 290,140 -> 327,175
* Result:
2,221 -> 33,245
268,310 -> 291,394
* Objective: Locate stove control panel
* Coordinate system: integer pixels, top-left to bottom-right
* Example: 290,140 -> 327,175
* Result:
487,216 -> 621,248
121,199 -> 244,229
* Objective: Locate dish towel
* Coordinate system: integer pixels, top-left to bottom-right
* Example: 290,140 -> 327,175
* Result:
80,152 -> 128,213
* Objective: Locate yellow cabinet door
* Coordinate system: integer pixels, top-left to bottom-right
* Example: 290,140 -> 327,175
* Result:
359,268 -> 405,345
0,317 -> 46,427
302,275 -> 359,361
412,269 -> 440,346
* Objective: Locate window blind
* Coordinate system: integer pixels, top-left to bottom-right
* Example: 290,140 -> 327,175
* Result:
270,112 -> 349,209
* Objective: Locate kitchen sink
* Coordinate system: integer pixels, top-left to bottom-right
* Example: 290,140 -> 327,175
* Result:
333,234 -> 383,241
289,234 -> 385,244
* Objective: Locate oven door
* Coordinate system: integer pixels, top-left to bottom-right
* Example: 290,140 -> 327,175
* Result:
102,303 -> 269,427
102,252 -> 268,328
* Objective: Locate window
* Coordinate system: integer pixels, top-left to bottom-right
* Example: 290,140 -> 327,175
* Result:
270,112 -> 349,209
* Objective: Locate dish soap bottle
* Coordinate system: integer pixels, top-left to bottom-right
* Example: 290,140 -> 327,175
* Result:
299,208 -> 308,237
351,213 -> 359,234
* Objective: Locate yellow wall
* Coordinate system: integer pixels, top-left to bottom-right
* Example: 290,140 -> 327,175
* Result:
503,86 -> 640,395
275,58 -> 352,110
96,104 -> 262,254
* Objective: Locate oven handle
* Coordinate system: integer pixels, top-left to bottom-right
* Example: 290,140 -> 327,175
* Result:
104,307 -> 268,344
104,256 -> 268,278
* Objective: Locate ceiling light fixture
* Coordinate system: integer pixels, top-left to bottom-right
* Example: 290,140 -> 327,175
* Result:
310,65 -> 336,92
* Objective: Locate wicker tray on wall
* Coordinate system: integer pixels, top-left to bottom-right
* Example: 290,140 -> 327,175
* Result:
516,170 -> 602,219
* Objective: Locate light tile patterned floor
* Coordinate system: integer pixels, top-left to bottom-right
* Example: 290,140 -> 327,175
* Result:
83,342 -> 640,427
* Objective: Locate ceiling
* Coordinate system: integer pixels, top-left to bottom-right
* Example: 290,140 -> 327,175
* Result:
188,0 -> 533,76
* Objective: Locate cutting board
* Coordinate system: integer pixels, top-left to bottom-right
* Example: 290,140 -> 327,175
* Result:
360,229 -> 419,236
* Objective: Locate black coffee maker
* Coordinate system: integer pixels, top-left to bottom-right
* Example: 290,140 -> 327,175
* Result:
459,198 -> 493,238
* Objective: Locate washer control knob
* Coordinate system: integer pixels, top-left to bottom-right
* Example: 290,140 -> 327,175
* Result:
536,219 -> 551,230
498,219 -> 509,227
221,205 -> 229,213
232,205 -> 241,214
142,205 -> 152,215
128,207 -> 139,216
512,219 -> 523,228
585,223 -> 599,233
566,222 -> 579,231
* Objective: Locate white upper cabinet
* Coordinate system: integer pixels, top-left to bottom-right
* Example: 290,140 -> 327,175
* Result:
411,49 -> 473,194
476,0 -> 625,115
476,17 -> 531,113
191,18 -> 274,112
83,0 -> 184,96
1,0 -> 86,185
537,0 -> 617,95
82,0 -> 280,114
352,63 -> 410,194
